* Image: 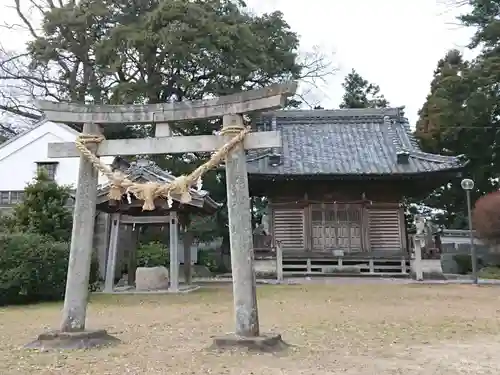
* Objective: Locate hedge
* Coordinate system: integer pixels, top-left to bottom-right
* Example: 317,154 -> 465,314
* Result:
136,240 -> 225,273
0,232 -> 99,306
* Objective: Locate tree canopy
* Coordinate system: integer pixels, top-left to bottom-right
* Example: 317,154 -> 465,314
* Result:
1,0 -> 331,124
339,69 -> 388,109
0,0 -> 333,244
413,0 -> 500,229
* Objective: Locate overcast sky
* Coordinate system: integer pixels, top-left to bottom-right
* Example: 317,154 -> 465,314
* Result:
1,0 -> 475,126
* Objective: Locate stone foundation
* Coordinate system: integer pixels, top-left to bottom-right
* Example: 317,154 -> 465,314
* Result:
25,330 -> 120,351
411,259 -> 446,280
212,333 -> 288,352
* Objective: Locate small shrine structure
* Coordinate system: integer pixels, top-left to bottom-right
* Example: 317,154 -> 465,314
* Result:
95,156 -> 221,293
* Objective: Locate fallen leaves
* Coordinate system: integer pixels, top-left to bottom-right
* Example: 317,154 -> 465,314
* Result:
0,283 -> 499,374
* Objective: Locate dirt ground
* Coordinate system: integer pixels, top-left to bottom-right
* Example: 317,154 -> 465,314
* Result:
1,283 -> 500,374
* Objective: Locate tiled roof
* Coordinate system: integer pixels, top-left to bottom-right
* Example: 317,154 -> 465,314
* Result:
96,157 -> 221,211
246,108 -> 465,177
0,118 -> 79,152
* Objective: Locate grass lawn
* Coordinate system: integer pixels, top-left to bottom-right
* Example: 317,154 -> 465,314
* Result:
1,283 -> 500,374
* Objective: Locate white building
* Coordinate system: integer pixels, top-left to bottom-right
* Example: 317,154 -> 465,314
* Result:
0,119 -> 113,207
0,120 -> 207,281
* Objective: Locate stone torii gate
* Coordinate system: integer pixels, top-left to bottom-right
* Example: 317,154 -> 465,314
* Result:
26,82 -> 297,351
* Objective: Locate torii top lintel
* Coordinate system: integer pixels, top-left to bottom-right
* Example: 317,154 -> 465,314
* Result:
36,82 -> 298,125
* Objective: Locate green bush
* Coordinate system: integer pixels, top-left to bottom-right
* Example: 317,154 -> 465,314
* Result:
478,266 -> 500,279
135,241 -> 229,273
9,170 -> 73,242
0,232 -> 99,306
137,241 -> 169,267
453,254 -> 472,274
197,249 -> 228,273
0,212 -> 15,233
453,253 -> 484,274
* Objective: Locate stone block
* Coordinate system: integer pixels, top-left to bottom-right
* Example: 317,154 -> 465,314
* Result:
322,265 -> 361,274
135,266 -> 169,291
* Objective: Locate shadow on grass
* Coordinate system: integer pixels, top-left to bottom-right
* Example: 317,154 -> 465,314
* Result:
89,284 -> 309,306
89,287 -> 228,306
2,283 -> 477,311
0,284 -> 302,311
0,299 -> 63,312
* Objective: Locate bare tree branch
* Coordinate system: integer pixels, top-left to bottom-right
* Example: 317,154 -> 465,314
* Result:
0,103 -> 40,120
14,0 -> 40,39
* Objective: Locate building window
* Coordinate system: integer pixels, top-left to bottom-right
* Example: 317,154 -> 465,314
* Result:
36,162 -> 58,180
0,190 -> 75,206
0,191 -> 25,205
310,203 -> 363,252
256,121 -> 272,132
0,191 -> 10,205
10,191 -> 24,204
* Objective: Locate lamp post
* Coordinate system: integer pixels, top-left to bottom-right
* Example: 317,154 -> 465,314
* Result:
461,178 -> 478,285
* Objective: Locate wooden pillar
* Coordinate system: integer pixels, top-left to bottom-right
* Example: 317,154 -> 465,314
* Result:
155,122 -> 172,137
362,206 -> 371,252
104,213 -> 121,293
414,218 -> 425,281
98,213 -> 112,280
169,211 -> 179,292
414,236 -> 424,281
179,213 -> 193,285
182,230 -> 194,285
346,204 -> 352,252
223,114 -> 260,337
60,123 -> 101,333
128,224 -> 139,286
276,240 -> 283,282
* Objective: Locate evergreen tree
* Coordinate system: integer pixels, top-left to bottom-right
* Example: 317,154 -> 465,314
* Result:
339,69 -> 389,109
413,21 -> 500,228
10,171 -> 73,242
415,50 -> 470,154
459,0 -> 500,53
